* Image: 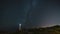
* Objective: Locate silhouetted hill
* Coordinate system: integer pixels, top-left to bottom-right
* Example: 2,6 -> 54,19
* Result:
0,25 -> 60,34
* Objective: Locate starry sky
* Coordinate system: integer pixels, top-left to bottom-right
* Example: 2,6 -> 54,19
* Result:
0,0 -> 60,31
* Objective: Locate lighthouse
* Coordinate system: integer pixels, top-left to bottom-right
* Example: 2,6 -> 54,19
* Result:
19,24 -> 22,31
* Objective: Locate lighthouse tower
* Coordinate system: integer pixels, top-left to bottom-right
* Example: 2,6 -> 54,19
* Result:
19,24 -> 22,31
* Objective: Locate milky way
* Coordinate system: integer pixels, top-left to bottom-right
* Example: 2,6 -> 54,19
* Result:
0,0 -> 60,31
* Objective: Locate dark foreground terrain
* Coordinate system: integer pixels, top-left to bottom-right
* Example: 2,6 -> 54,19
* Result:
0,25 -> 60,34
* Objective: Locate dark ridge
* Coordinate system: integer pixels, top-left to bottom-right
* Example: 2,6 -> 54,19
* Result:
0,25 -> 60,34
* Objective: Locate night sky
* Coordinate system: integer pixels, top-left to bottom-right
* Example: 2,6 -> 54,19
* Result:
0,0 -> 60,31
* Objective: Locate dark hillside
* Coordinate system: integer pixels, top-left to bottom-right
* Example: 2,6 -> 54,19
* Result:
0,25 -> 60,34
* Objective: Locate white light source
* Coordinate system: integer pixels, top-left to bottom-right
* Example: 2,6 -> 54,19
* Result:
19,24 -> 21,26
19,24 -> 21,30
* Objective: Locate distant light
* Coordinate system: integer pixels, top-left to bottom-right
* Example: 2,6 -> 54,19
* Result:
19,24 -> 21,26
19,24 -> 22,30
